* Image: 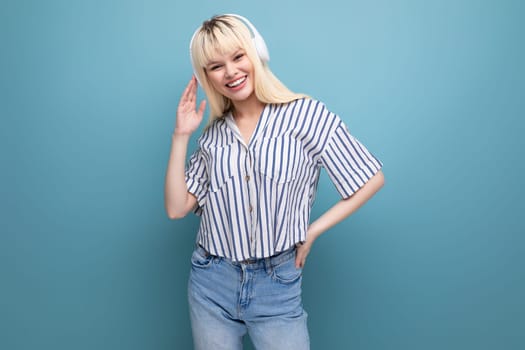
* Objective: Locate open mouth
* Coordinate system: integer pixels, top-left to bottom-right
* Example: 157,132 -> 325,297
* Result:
226,76 -> 247,88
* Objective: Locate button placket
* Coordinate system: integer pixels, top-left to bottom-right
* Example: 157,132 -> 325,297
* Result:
246,150 -> 258,255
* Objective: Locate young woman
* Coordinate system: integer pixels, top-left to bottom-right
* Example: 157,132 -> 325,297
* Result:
165,14 -> 384,350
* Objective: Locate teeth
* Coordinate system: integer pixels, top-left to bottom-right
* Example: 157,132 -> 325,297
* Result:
227,77 -> 246,87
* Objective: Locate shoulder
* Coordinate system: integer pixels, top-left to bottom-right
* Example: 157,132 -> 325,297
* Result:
284,98 -> 340,125
197,117 -> 232,148
278,97 -> 324,109
271,98 -> 330,118
204,117 -> 227,133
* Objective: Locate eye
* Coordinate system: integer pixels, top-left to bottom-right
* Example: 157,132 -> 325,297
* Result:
234,53 -> 244,61
209,64 -> 222,71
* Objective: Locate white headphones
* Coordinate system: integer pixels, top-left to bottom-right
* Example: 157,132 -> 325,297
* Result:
189,14 -> 270,85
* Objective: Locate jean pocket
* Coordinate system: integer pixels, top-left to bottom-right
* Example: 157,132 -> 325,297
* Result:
190,246 -> 214,269
271,258 -> 302,284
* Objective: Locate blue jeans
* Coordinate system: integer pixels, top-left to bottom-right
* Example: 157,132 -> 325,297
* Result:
188,245 -> 310,350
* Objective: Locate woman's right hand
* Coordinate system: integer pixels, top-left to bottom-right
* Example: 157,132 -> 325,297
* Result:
174,76 -> 206,135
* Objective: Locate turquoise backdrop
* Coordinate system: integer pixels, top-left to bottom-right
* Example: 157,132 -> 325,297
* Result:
2,0 -> 524,349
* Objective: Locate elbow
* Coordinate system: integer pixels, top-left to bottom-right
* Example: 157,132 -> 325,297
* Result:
166,208 -> 188,220
165,193 -> 197,220
167,213 -> 183,220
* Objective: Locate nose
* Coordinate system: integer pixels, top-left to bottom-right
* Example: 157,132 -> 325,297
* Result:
224,62 -> 237,79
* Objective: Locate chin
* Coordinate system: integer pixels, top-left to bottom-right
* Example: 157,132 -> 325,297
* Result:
227,89 -> 254,102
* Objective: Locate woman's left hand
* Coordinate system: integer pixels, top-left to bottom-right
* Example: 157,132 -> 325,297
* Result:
295,240 -> 313,269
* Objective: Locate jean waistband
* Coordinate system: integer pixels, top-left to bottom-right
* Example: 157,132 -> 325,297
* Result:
198,245 -> 296,269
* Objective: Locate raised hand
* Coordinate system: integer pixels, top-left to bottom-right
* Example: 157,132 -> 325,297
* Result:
175,76 -> 206,135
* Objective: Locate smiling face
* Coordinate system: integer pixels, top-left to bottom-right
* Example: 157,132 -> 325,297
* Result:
190,15 -> 270,119
205,48 -> 256,104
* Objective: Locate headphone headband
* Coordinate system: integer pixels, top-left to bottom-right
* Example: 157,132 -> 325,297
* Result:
189,14 -> 270,85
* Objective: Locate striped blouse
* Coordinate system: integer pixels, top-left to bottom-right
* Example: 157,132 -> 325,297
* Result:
185,98 -> 382,261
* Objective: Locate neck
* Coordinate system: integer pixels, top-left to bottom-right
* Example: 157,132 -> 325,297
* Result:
232,94 -> 265,120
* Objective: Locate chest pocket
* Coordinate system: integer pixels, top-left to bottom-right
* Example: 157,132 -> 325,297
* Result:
257,135 -> 304,184
207,140 -> 239,192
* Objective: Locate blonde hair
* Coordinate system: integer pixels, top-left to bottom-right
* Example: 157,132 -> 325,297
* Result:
190,15 -> 307,125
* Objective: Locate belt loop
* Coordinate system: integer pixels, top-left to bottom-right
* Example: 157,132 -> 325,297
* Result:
265,256 -> 273,275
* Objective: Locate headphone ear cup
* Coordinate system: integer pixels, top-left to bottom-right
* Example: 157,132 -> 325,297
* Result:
253,34 -> 270,63
189,58 -> 201,86
194,73 -> 202,86
189,31 -> 202,86
192,63 -> 202,86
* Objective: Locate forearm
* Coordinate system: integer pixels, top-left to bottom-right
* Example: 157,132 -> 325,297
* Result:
308,170 -> 385,242
164,133 -> 195,219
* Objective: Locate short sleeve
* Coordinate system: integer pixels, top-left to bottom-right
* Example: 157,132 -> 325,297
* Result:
185,147 -> 209,215
320,119 -> 383,198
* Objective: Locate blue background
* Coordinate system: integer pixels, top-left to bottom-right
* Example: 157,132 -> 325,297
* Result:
1,0 -> 524,349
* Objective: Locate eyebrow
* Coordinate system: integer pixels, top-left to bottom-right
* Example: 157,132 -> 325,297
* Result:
206,61 -> 220,67
206,49 -> 244,67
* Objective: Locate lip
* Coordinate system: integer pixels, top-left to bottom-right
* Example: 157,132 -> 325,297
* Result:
225,75 -> 248,91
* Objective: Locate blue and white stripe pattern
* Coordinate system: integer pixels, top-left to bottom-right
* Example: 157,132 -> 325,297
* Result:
185,98 -> 382,261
